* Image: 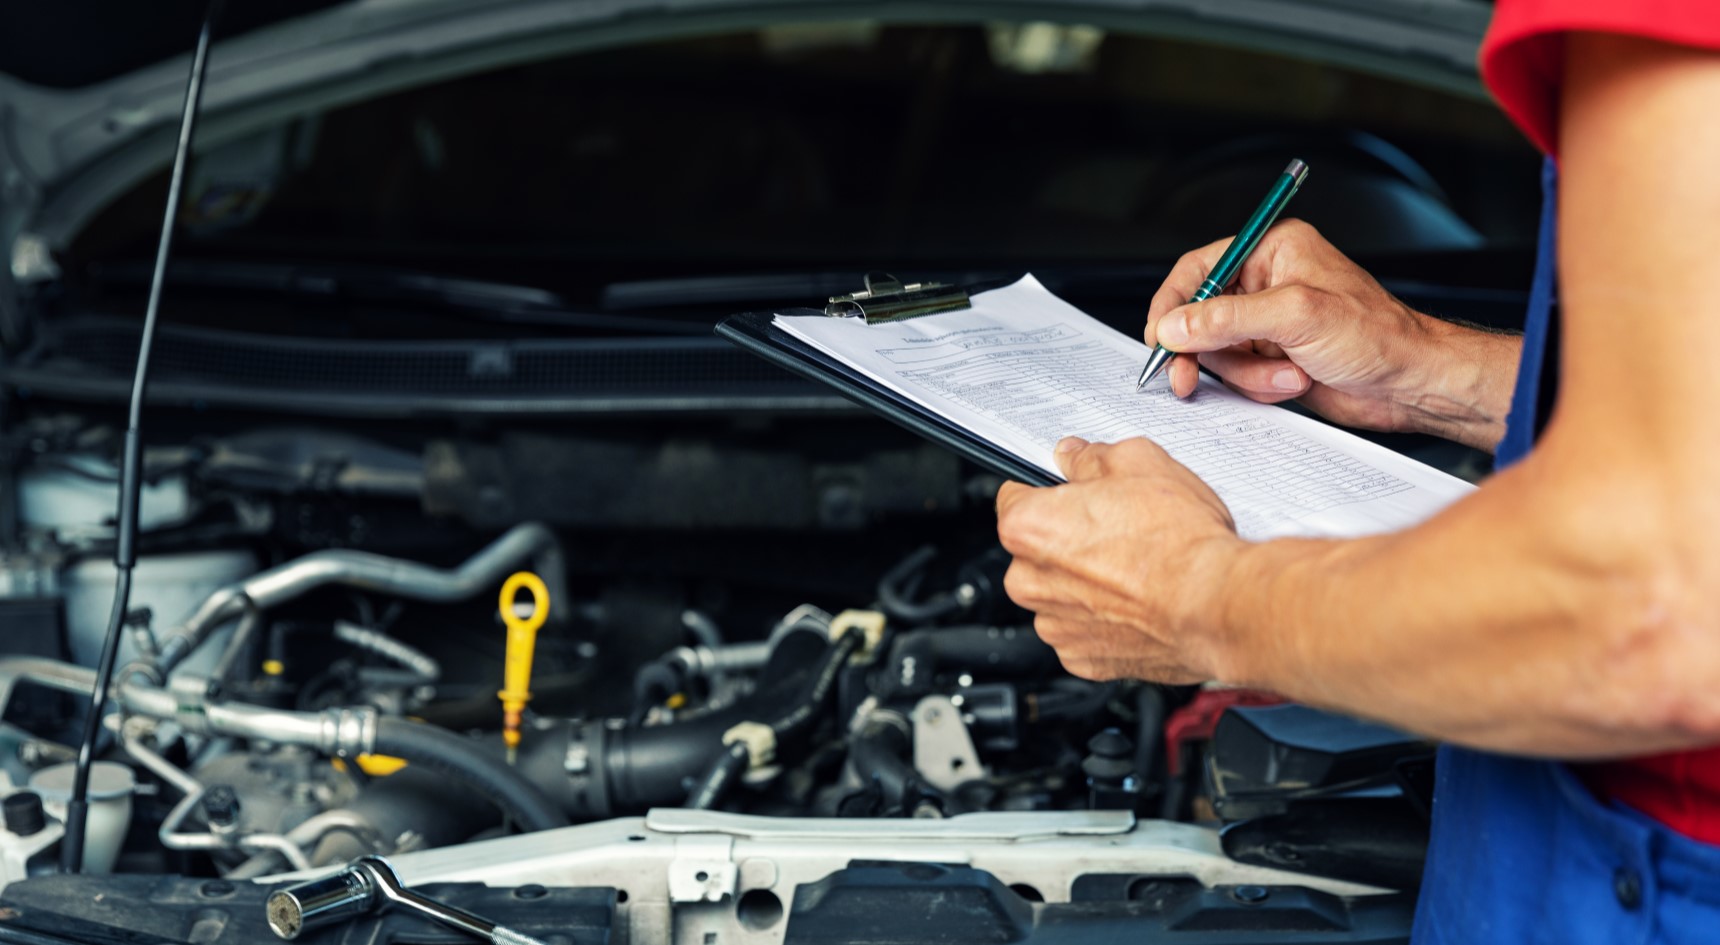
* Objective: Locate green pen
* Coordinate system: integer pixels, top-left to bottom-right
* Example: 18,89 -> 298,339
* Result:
1136,158 -> 1310,390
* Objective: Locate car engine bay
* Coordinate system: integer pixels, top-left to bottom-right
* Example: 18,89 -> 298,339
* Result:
0,405 -> 1438,945
0,6 -> 1536,943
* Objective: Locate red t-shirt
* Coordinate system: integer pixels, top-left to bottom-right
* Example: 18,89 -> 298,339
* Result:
1480,1 -> 1720,844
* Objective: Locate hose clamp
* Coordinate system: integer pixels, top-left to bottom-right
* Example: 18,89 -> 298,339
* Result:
722,722 -> 776,769
320,707 -> 379,758
829,610 -> 887,663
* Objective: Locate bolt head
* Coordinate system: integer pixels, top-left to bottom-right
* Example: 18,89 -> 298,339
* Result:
1232,885 -> 1270,904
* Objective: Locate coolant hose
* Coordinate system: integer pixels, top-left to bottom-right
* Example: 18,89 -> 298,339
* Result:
370,718 -> 567,832
849,715 -> 919,810
765,631 -> 862,746
685,742 -> 751,811
877,625 -> 1054,699
877,546 -> 965,623
683,632 -> 862,809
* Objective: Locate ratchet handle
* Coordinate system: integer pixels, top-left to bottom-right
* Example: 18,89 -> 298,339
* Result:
268,855 -> 549,945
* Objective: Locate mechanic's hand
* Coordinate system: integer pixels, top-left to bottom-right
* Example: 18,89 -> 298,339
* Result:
996,437 -> 1241,684
1146,220 -> 1449,434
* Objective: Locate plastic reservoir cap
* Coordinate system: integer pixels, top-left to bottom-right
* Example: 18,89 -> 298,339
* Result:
3,792 -> 46,836
29,761 -> 136,802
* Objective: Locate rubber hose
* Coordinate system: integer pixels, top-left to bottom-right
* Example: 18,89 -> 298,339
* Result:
675,633 -> 860,812
1133,686 -> 1168,797
918,625 -> 1054,673
849,718 -> 918,810
370,719 -> 568,832
523,660 -> 823,817
766,632 -> 862,744
686,742 -> 751,810
878,626 -> 1054,699
877,546 -> 965,623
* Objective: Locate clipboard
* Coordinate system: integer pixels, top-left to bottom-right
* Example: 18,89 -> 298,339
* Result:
715,273 -> 1059,487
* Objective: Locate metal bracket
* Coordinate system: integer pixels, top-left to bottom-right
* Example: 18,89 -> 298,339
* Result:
667,835 -> 737,904
912,695 -> 986,792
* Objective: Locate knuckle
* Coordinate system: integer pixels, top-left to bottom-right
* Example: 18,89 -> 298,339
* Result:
1197,298 -> 1232,338
1003,562 -> 1036,604
1058,652 -> 1104,681
1283,283 -> 1321,315
1114,437 -> 1159,463
996,512 -> 1027,553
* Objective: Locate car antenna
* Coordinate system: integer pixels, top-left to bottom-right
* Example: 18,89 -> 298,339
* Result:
61,0 -> 222,873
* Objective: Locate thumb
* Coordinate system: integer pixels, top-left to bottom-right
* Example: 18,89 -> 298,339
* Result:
1053,437 -> 1108,482
1152,285 -> 1318,355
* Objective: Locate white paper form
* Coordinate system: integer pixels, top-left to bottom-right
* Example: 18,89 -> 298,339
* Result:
776,275 -> 1475,540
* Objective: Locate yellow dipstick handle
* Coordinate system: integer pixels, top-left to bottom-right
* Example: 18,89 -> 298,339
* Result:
497,571 -> 550,761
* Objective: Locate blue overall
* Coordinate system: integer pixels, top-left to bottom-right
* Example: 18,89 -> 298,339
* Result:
1410,158 -> 1720,942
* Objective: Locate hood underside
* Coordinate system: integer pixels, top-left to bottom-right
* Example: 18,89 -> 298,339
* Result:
1,0 -> 1492,248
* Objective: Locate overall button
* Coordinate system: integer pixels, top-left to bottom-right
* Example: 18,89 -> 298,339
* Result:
1612,867 -> 1642,910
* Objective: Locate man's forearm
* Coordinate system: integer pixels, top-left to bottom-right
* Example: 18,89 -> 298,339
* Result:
1392,318 -> 1521,453
1204,435 -> 1720,758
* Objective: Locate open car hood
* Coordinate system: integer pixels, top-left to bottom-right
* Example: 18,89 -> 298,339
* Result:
0,0 -> 1493,257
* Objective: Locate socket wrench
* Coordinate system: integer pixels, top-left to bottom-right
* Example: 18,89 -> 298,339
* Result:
267,854 -> 548,945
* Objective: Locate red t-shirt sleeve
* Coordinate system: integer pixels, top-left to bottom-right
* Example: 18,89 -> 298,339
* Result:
1482,0 -> 1720,155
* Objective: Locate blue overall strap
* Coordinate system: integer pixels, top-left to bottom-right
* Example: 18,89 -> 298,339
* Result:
1494,156 -> 1559,467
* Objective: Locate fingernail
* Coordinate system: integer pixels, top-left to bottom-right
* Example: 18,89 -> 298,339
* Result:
1055,437 -> 1087,454
1157,313 -> 1188,347
1272,367 -> 1302,391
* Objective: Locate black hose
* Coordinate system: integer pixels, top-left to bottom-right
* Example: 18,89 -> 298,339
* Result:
1034,680 -> 1119,722
370,719 -> 568,832
878,626 -> 1054,700
685,742 -> 751,810
765,631 -> 862,744
311,767 -> 500,866
848,717 -> 919,811
679,633 -> 863,811
877,546 -> 965,623
1133,686 -> 1168,800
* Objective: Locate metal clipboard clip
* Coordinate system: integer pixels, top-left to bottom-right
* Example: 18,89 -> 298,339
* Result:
825,272 -> 971,325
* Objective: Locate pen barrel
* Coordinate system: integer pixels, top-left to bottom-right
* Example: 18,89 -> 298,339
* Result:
1189,277 -> 1226,304
1195,162 -> 1309,301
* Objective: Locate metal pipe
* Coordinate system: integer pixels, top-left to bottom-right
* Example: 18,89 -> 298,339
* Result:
0,660 -> 368,764
680,610 -> 723,650
0,658 -> 371,758
116,719 -> 202,797
158,785 -> 314,872
152,523 -> 570,677
227,810 -> 381,879
243,834 -> 314,872
0,658 -> 98,711
209,605 -> 264,691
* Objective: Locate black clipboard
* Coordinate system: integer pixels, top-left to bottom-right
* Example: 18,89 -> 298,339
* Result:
716,299 -> 1060,487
